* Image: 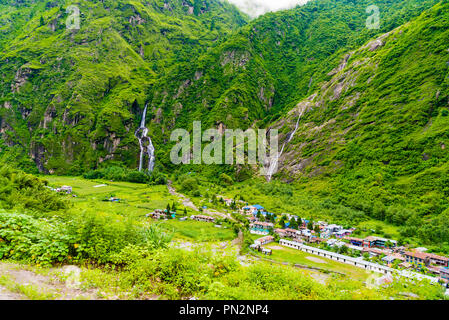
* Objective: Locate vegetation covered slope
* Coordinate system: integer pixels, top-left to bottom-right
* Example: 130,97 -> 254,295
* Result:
146,0 -> 439,170
270,0 -> 449,245
0,0 -> 248,174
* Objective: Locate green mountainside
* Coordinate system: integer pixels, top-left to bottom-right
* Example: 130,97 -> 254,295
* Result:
0,0 -> 247,173
270,0 -> 449,244
0,0 -> 439,174
1,0 -> 449,247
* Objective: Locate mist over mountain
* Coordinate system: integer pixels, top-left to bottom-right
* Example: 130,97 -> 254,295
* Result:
227,0 -> 309,17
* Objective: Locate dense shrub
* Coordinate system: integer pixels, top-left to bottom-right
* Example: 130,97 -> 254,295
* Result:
0,210 -> 172,266
0,165 -> 68,212
83,166 -> 167,185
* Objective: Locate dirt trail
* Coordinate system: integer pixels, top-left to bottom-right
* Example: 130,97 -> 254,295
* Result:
0,262 -> 97,300
167,181 -> 236,222
167,180 -> 199,211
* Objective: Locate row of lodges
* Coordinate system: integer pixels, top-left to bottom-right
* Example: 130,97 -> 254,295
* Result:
190,215 -> 216,223
148,211 -> 216,223
148,209 -> 176,220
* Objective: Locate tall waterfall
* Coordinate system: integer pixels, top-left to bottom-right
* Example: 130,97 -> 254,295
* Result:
266,107 -> 306,181
135,104 -> 155,172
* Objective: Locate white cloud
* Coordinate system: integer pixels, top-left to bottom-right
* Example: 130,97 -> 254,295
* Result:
227,0 -> 310,17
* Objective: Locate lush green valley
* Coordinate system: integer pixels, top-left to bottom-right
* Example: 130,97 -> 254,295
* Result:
1,0 -> 449,302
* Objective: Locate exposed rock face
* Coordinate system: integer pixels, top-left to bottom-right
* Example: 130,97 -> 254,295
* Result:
29,141 -> 47,173
11,67 -> 32,93
220,50 -> 250,72
268,28 -> 398,179
103,132 -> 121,154
41,106 -> 57,129
129,14 -> 145,26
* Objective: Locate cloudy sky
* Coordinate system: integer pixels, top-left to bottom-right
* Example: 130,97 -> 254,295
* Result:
227,0 -> 311,17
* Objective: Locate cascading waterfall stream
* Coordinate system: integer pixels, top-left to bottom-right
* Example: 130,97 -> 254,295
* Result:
135,104 -> 155,172
266,107 -> 306,181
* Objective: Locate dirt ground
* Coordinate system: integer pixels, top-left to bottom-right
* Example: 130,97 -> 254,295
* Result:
306,256 -> 326,264
0,262 -> 97,300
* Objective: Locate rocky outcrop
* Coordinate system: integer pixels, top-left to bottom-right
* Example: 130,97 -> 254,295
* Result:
11,67 -> 32,93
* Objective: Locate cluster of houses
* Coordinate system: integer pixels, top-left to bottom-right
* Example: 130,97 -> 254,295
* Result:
190,215 -> 216,223
147,210 -> 216,224
147,209 -> 176,220
240,203 -> 449,281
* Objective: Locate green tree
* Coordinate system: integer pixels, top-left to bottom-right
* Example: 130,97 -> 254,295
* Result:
307,221 -> 314,230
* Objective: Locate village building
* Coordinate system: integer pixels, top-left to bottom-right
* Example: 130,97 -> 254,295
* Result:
427,253 -> 449,267
255,236 -> 275,246
221,198 -> 233,206
404,251 -> 430,266
261,248 -> 272,255
440,267 -> 449,281
309,237 -> 325,245
362,247 -> 388,257
335,229 -> 353,238
247,216 -> 257,223
149,209 -> 168,220
363,236 -> 397,249
274,229 -> 287,238
392,246 -> 407,255
427,266 -> 442,276
347,244 -> 363,252
345,237 -> 364,247
284,228 -> 301,238
326,239 -> 346,248
60,186 -> 72,194
398,262 -> 413,269
250,222 -> 274,235
191,215 -> 215,223
324,224 -> 343,234
382,255 -> 405,265
241,204 -> 265,216
250,244 -> 260,251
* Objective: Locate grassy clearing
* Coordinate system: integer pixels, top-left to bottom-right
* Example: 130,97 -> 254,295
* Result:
41,176 -> 234,242
42,176 -> 188,217
159,220 -> 236,242
256,243 -> 371,281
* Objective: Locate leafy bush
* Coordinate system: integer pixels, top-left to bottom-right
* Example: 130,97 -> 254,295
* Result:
0,212 -> 71,266
83,166 -> 167,185
0,209 -> 173,266
0,165 -> 68,212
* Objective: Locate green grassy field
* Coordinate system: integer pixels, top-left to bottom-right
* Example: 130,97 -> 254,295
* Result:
255,243 -> 371,281
41,176 -> 235,242
159,219 -> 235,242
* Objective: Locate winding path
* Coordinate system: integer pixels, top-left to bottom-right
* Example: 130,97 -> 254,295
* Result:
166,181 -> 236,222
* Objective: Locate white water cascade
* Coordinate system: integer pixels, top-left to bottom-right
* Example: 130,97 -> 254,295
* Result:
266,107 -> 306,181
135,104 -> 155,172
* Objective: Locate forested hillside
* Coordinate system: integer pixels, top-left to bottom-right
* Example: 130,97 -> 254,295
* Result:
1,0 -> 449,247
0,0 -> 247,173
269,0 -> 449,245
147,0 -> 439,170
